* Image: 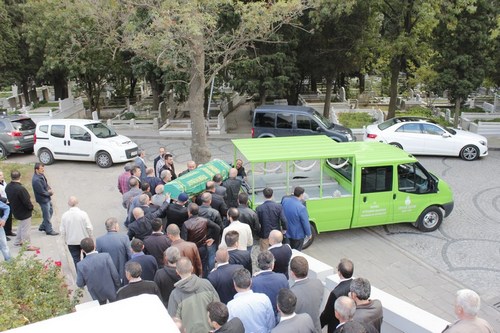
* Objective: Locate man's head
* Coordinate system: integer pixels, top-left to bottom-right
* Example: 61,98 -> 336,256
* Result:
215,248 -> 229,265
129,177 -> 139,188
80,237 -> 95,254
155,184 -> 164,195
141,182 -> 151,193
263,187 -> 273,199
268,230 -> 283,246
237,192 -> 248,206
165,153 -> 174,165
235,159 -> 243,169
131,238 -> 144,253
34,162 -> 45,174
160,169 -> 172,183
257,250 -> 274,271
290,256 -> 309,279
341,321 -> 368,333
338,258 -> 354,279
10,170 -> 21,181
138,149 -> 145,158
164,246 -> 181,266
350,277 -> 371,302
176,257 -> 193,278
277,288 -> 297,316
159,147 -> 166,156
187,203 -> 199,216
207,302 -> 229,329
205,181 -> 216,192
131,166 -> 141,177
177,192 -> 189,204
146,167 -> 155,176
105,217 -> 119,232
334,296 -> 356,323
125,261 -> 142,281
293,186 -> 305,199
213,174 -> 223,184
225,230 -> 239,248
166,224 -> 181,240
124,162 -> 132,172
227,207 -> 239,222
229,168 -> 237,178
455,289 -> 481,319
232,268 -> 252,291
151,218 -> 162,232
200,192 -> 212,205
186,161 -> 196,171
138,193 -> 149,206
132,207 -> 144,220
67,196 -> 78,207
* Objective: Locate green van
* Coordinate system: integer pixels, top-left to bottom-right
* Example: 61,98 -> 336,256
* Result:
232,135 -> 454,248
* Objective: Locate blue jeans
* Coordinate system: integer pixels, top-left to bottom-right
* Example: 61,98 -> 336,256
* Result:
0,227 -> 12,261
39,201 -> 54,233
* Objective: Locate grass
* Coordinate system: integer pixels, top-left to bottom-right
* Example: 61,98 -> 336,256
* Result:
0,161 -> 42,225
337,112 -> 376,128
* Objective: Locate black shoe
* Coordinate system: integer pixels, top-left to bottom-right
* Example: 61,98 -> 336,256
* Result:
46,231 -> 59,236
39,228 -> 46,232
6,232 -> 16,236
6,237 -> 11,241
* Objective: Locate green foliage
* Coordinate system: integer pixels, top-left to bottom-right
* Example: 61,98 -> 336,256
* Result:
122,112 -> 136,120
396,107 -> 449,126
0,249 -> 81,330
337,112 -> 375,128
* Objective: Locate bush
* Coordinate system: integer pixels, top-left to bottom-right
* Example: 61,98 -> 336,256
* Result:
337,112 -> 375,128
0,249 -> 81,330
122,112 -> 136,120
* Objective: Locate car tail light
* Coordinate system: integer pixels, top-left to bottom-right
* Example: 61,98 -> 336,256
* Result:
34,133 -> 37,144
366,133 -> 377,139
251,128 -> 255,138
9,131 -> 22,137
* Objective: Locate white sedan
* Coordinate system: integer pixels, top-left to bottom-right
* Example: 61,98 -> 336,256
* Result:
364,117 -> 488,161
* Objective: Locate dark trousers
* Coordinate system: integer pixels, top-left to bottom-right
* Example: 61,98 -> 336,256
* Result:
198,245 -> 208,278
68,244 -> 82,269
4,206 -> 13,235
289,238 -> 304,251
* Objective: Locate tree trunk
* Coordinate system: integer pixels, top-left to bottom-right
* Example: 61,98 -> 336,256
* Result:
323,77 -> 334,118
311,77 -> 317,93
188,36 -> 212,165
21,79 -> 30,107
53,74 -> 68,100
358,72 -> 365,95
453,97 -> 462,127
387,56 -> 401,119
129,76 -> 137,99
150,78 -> 160,111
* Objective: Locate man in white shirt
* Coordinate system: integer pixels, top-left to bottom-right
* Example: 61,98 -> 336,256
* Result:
220,208 -> 253,251
60,196 -> 93,268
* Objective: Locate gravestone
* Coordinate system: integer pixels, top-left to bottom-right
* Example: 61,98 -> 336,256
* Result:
339,87 -> 346,102
409,88 -> 415,99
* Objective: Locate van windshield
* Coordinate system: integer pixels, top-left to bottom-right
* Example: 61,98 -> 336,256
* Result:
85,123 -> 117,138
313,111 -> 333,129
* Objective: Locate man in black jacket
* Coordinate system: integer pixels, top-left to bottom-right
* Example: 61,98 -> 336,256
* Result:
208,301 -> 245,333
5,170 -> 39,251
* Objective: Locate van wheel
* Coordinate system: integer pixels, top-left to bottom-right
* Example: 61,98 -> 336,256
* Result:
460,145 -> 479,161
416,206 -> 443,232
389,142 -> 403,149
302,222 -> 317,250
96,151 -> 113,168
0,144 -> 8,159
38,148 -> 54,165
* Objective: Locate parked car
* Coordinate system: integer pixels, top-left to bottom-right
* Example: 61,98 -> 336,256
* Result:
34,119 -> 138,168
363,117 -> 488,161
0,115 -> 36,158
252,105 -> 354,142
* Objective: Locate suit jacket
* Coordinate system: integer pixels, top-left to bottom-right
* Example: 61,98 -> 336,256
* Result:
252,270 -> 289,314
272,313 -> 315,333
144,232 -> 171,267
222,178 -> 242,208
269,243 -> 292,279
217,317 -> 245,333
165,203 -> 188,229
320,278 -> 352,333
96,231 -> 132,283
291,278 -> 324,333
228,248 -> 252,274
207,263 -> 244,304
134,157 -> 147,182
76,252 -> 120,303
128,253 -> 158,282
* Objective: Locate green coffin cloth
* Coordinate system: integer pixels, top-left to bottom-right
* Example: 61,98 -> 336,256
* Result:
163,159 -> 231,200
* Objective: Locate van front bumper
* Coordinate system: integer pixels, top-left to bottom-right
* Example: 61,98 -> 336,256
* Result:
443,201 -> 454,217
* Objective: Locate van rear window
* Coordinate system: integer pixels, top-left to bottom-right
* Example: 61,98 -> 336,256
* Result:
254,112 -> 275,128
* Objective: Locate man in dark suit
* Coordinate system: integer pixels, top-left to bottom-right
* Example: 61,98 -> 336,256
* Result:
290,256 -> 324,333
134,149 -> 147,182
321,258 -> 354,333
225,230 -> 252,274
127,238 -> 158,282
96,217 -> 132,286
208,248 -> 243,304
272,288 -> 315,333
208,301 -> 245,333
76,237 -> 121,305
153,147 -> 166,177
222,168 -> 242,208
165,192 -> 189,229
144,218 -> 171,268
268,229 -> 292,279
196,181 -> 228,219
116,261 -> 162,301
154,246 -> 181,308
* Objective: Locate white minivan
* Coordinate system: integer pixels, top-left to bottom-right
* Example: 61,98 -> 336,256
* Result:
34,119 -> 138,168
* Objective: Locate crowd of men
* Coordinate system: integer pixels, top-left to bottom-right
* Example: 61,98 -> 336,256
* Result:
0,147 -> 494,333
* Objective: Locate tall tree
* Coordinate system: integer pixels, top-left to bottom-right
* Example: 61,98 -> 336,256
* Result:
431,0 -> 498,126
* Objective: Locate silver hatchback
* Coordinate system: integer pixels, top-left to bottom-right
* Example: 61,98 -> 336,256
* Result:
0,115 -> 36,158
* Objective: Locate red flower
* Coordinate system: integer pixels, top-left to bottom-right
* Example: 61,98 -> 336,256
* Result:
54,261 -> 62,267
35,249 -> 41,255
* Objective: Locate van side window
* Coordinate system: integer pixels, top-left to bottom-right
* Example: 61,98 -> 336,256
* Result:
361,166 -> 393,193
398,163 -> 430,193
276,113 -> 292,129
50,125 -> 65,138
70,125 -> 91,141
255,112 -> 275,128
39,125 -> 48,134
296,115 -> 312,130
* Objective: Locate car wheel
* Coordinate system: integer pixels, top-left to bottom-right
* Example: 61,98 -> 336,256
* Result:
302,222 -> 317,250
0,144 -> 8,159
96,151 -> 113,168
389,142 -> 403,149
460,145 -> 479,161
415,206 -> 443,232
38,148 -> 54,165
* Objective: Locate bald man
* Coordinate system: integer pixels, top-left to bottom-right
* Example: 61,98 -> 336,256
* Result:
222,168 -> 242,208
60,196 -> 94,268
207,249 -> 244,304
268,229 -> 292,279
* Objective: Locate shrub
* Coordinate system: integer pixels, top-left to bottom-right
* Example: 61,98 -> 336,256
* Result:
337,112 -> 376,128
0,249 -> 81,330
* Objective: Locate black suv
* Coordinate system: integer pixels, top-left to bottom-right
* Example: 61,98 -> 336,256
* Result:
0,115 -> 36,158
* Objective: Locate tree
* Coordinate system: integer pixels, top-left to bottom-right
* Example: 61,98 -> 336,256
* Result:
431,0 -> 498,126
119,0 -> 307,164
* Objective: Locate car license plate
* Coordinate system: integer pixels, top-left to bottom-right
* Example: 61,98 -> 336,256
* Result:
24,135 -> 34,140
131,151 -> 137,157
